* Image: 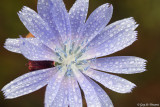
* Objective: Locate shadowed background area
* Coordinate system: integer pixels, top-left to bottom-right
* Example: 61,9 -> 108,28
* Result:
0,0 -> 160,107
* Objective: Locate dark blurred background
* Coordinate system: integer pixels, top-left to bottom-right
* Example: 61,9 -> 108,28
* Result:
0,0 -> 160,107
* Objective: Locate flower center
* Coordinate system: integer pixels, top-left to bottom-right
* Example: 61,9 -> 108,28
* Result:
53,40 -> 90,76
62,54 -> 74,66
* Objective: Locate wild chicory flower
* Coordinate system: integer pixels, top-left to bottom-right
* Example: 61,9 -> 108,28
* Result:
2,0 -> 147,107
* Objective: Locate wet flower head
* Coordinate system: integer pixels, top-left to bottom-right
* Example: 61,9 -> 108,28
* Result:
2,0 -> 147,107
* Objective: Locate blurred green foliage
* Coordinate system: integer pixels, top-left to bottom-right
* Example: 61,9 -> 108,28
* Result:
0,0 -> 160,107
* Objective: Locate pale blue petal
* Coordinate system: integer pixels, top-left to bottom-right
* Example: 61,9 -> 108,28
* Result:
50,77 -> 68,107
4,38 -> 22,53
72,66 -> 101,107
86,76 -> 113,107
62,78 -> 69,107
83,69 -> 136,93
45,67 -> 66,107
18,6 -> 61,51
80,17 -> 138,60
4,38 -> 42,54
68,76 -> 82,107
37,0 -> 62,44
20,38 -> 59,62
77,3 -> 113,47
69,0 -> 89,40
87,18 -> 137,49
50,0 -> 71,43
2,67 -> 57,99
89,56 -> 147,74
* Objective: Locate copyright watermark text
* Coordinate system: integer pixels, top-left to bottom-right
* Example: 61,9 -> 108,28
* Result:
137,103 -> 159,107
